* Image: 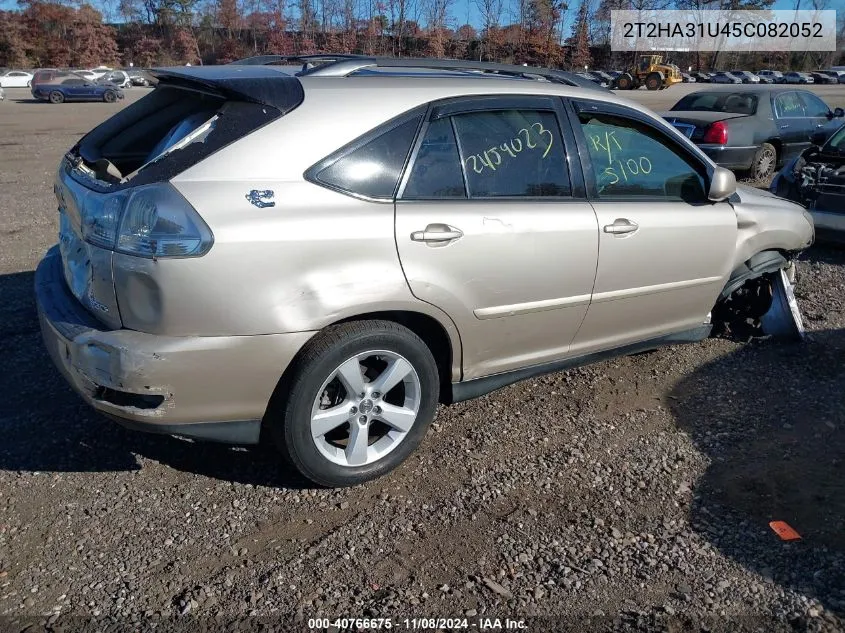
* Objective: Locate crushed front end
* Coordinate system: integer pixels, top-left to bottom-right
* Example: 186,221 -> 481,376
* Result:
772,125 -> 845,240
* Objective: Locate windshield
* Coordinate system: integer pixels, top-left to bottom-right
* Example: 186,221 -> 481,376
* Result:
671,92 -> 758,114
823,125 -> 845,154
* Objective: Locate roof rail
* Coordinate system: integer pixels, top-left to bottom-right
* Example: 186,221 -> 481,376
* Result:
229,54 -> 364,67
297,56 -> 609,91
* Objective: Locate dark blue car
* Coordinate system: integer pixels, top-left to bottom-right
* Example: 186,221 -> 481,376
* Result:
33,76 -> 124,104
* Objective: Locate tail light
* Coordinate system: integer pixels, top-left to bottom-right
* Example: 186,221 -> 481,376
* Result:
117,184 -> 214,258
702,121 -> 729,145
79,183 -> 213,258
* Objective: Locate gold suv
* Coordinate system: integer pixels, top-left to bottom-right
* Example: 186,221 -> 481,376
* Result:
35,58 -> 813,486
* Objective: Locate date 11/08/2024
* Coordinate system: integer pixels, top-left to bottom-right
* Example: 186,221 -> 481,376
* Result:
308,617 -> 529,630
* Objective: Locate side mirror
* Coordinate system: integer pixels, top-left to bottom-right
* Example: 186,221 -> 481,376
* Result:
833,107 -> 844,118
811,130 -> 827,146
708,166 -> 736,202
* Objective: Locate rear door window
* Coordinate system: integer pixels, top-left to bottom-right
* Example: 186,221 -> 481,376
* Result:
402,118 -> 466,199
452,109 -> 571,198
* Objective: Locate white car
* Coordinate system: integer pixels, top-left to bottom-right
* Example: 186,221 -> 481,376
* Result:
73,70 -> 98,81
88,66 -> 114,80
0,86 -> 4,100
97,70 -> 131,88
0,70 -> 34,88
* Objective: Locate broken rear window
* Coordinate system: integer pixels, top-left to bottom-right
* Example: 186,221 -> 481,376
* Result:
70,72 -> 303,188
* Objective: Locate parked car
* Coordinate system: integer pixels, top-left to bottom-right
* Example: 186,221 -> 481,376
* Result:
0,86 -> 4,101
87,66 -> 114,79
809,71 -> 838,85
588,70 -> 615,85
128,70 -> 150,86
691,71 -> 711,83
681,72 -> 697,83
97,70 -> 132,88
35,60 -> 814,486
0,70 -> 33,88
31,69 -> 74,96
755,75 -> 774,84
757,70 -> 784,83
823,69 -> 845,84
576,71 -> 607,87
771,121 -> 845,239
73,70 -> 98,81
710,71 -> 742,84
32,76 -> 124,103
662,87 -> 844,179
732,71 -> 761,84
784,72 -> 814,84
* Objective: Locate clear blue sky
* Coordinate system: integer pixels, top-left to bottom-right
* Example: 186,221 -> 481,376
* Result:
0,0 -> 818,33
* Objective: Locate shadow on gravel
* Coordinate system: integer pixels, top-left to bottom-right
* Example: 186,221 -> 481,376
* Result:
0,270 -> 310,488
670,327 -> 845,614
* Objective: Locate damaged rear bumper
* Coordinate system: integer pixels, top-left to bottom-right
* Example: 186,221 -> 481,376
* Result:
35,245 -> 315,444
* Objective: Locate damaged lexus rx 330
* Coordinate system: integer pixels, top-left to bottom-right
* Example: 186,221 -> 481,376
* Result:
35,61 -> 814,487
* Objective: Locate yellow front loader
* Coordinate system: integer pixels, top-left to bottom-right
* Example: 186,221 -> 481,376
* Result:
614,55 -> 684,90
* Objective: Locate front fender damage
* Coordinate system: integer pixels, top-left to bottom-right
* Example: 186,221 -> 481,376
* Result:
712,254 -> 804,341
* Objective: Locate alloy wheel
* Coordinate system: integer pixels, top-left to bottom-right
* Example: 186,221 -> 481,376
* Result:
754,146 -> 776,180
310,350 -> 421,467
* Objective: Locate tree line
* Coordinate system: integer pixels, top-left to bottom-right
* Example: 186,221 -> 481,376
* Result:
0,0 -> 841,71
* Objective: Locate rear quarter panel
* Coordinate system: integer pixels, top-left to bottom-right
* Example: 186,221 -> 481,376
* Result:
117,94 -> 463,375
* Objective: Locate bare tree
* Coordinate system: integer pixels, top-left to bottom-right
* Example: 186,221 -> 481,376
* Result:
475,0 -> 504,60
422,0 -> 451,57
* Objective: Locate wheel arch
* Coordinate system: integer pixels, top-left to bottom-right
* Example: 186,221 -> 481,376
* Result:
717,249 -> 790,302
262,309 -> 461,439
332,310 -> 459,402
712,249 -> 803,340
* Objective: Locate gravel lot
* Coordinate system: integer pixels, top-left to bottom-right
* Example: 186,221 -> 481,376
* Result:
1,83 -> 845,633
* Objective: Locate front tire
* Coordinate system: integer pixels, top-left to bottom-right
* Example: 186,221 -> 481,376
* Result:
269,320 -> 440,487
103,90 -> 117,103
615,73 -> 634,90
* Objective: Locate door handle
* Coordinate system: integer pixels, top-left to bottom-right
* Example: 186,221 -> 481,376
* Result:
603,218 -> 639,235
779,124 -> 790,129
411,223 -> 463,243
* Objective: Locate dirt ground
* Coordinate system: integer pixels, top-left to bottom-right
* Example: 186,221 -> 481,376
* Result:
1,83 -> 845,633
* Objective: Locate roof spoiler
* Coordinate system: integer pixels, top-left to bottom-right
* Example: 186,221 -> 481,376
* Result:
148,65 -> 304,112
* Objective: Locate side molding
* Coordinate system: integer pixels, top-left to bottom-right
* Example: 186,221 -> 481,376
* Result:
449,326 -> 712,403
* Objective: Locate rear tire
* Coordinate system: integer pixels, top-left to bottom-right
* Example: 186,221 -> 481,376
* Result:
268,320 -> 440,487
48,90 -> 64,104
750,142 -> 777,181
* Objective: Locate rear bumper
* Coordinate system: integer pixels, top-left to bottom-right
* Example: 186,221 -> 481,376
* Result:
35,245 -> 315,444
698,144 -> 758,171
